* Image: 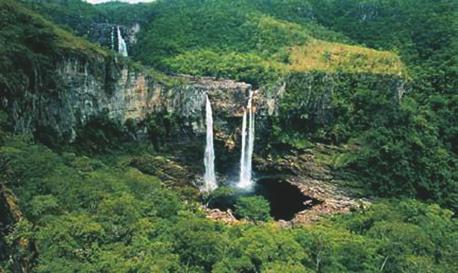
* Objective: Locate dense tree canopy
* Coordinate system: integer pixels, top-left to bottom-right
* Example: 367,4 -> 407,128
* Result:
1,128 -> 456,272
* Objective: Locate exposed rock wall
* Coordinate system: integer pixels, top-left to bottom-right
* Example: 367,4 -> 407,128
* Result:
87,23 -> 140,53
1,55 -> 252,142
256,72 -> 406,121
1,52 -> 406,147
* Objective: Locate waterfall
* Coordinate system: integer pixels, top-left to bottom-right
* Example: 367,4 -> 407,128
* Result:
117,26 -> 128,57
238,90 -> 255,189
203,95 -> 217,192
239,108 -> 248,185
247,92 -> 255,182
111,27 -> 115,50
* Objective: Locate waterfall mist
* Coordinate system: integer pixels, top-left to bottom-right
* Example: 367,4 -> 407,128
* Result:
203,95 -> 217,192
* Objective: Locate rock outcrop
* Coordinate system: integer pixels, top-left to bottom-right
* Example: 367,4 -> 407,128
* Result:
1,48 -> 406,150
2,55 -> 252,143
255,143 -> 371,225
87,23 -> 141,54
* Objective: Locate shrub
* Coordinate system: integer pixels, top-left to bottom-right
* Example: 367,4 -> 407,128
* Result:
205,186 -> 237,210
235,195 -> 272,222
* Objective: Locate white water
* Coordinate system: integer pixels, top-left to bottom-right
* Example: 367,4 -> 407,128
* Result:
203,95 -> 217,192
238,90 -> 255,189
239,109 -> 248,185
111,27 -> 115,50
117,27 -> 128,57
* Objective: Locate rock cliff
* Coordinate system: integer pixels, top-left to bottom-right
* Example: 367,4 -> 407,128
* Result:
2,55 -> 252,143
87,23 -> 140,53
1,51 -> 406,148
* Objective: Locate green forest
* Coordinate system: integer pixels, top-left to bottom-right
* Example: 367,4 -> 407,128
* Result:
0,0 -> 457,272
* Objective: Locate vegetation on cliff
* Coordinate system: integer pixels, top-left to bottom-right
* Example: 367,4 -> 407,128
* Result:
0,0 -> 108,100
21,0 -> 154,35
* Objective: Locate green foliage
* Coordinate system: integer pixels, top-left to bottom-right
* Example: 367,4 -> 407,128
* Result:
205,186 -> 237,210
165,49 -> 283,86
28,195 -> 60,222
336,96 -> 457,209
0,133 -> 456,272
21,0 -> 104,36
235,195 -> 272,222
22,0 -> 156,36
326,199 -> 458,273
94,1 -> 156,26
74,113 -> 127,153
306,1 -> 457,175
310,0 -> 457,94
1,1 -> 457,272
131,0 -> 355,85
0,133 -> 186,272
273,72 -> 404,144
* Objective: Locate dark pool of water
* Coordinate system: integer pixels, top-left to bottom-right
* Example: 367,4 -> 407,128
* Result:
254,178 -> 318,220
207,178 -> 319,221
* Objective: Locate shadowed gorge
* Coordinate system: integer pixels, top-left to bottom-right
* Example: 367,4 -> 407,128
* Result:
254,178 -> 320,221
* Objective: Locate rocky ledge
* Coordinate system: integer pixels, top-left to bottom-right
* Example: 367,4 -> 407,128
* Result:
256,144 -> 371,225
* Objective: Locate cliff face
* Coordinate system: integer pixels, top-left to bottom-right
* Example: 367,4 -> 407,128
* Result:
2,55 -> 252,143
1,51 -> 406,147
87,23 -> 140,53
254,72 -> 407,148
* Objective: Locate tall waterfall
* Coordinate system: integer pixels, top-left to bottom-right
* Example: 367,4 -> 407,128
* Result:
111,27 -> 115,50
117,27 -> 128,57
238,90 -> 255,189
203,95 -> 217,192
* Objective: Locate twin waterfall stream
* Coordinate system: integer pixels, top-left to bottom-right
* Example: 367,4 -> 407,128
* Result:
203,91 -> 255,192
238,90 -> 255,189
203,95 -> 217,192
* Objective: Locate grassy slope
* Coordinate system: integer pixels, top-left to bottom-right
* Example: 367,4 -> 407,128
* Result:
133,0 -> 406,85
308,0 -> 457,94
17,0 -> 408,85
289,39 -> 406,75
0,0 -> 107,80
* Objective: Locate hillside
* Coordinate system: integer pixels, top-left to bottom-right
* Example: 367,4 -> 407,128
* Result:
0,0 -> 111,98
22,0 -> 408,85
133,0 -> 406,85
0,1 -> 457,273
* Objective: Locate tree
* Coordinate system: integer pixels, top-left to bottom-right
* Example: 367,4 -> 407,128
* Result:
235,196 -> 271,222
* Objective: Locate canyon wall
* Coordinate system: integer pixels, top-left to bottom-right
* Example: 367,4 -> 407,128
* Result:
1,53 -> 406,147
1,55 -> 251,143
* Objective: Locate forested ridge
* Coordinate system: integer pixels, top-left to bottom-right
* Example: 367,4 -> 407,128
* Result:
0,0 -> 457,272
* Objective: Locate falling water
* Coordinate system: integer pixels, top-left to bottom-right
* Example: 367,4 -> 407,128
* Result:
203,95 -> 217,192
117,26 -> 128,57
239,109 -> 248,185
238,90 -> 255,189
247,93 -> 255,182
111,27 -> 115,50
